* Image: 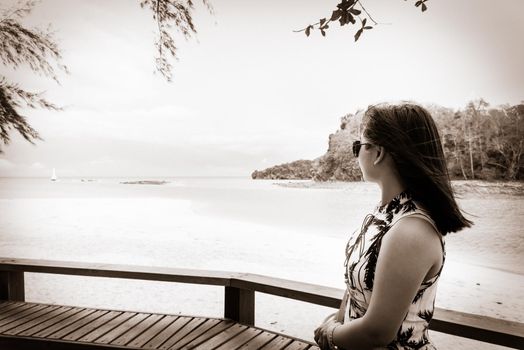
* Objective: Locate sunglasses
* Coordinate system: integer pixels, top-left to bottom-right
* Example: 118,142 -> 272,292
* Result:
352,140 -> 375,157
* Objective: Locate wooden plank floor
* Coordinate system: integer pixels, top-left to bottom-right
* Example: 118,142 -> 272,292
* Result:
0,301 -> 320,350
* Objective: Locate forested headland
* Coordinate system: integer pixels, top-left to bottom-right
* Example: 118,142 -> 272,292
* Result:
251,100 -> 523,182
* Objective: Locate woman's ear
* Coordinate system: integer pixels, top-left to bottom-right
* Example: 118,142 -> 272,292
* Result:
373,146 -> 386,166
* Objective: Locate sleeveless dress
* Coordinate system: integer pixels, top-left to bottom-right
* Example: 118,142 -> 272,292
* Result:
343,191 -> 445,350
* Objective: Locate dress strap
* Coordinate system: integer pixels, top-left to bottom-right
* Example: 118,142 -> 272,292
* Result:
398,212 -> 438,231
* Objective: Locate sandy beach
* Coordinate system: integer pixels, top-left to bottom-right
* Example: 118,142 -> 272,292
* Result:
0,178 -> 522,349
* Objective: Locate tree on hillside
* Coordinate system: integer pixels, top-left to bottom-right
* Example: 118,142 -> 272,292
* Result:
486,104 -> 524,180
429,100 -> 523,181
464,98 -> 490,178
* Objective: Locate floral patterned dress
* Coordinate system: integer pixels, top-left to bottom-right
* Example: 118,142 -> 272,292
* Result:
344,191 -> 445,350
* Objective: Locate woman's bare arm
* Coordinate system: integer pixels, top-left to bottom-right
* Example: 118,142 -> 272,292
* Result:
328,218 -> 442,349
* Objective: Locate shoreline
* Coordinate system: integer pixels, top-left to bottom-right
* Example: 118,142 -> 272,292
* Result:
274,179 -> 524,195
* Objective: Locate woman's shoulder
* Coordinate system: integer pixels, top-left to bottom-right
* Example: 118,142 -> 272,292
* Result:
384,213 -> 443,256
384,215 -> 444,282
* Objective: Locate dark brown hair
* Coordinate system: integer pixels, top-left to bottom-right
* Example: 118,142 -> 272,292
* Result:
362,102 -> 472,234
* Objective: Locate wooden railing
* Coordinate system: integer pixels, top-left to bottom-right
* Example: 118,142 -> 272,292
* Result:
0,258 -> 522,349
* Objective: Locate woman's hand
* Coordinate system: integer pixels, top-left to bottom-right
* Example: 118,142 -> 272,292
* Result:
314,318 -> 340,350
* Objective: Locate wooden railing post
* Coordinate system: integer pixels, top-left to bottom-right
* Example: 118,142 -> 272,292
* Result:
224,286 -> 255,326
0,271 -> 25,301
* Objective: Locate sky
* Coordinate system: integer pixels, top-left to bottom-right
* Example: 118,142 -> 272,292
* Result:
1,0 -> 523,177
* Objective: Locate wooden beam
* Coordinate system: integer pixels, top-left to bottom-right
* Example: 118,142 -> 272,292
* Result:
231,273 -> 343,309
0,258 -> 234,287
0,271 -> 24,301
224,286 -> 255,326
431,308 -> 524,349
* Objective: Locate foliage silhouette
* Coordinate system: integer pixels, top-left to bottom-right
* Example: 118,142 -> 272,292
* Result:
296,0 -> 429,41
0,0 -> 67,152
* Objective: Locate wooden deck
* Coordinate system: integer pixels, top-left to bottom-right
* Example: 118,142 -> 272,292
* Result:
1,258 -> 523,349
0,301 -> 319,349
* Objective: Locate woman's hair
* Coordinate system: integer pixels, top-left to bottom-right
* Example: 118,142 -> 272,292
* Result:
362,102 -> 472,234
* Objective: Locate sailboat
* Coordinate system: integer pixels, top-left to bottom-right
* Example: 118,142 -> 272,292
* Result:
51,168 -> 57,182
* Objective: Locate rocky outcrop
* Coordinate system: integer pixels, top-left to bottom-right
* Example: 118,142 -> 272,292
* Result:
313,128 -> 362,181
251,112 -> 363,181
251,159 -> 318,180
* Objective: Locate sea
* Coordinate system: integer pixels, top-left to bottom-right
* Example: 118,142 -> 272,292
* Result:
0,177 -> 522,347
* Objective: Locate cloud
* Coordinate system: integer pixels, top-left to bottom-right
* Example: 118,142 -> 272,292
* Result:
0,158 -> 49,177
31,162 -> 45,169
88,156 -> 115,166
0,159 -> 16,169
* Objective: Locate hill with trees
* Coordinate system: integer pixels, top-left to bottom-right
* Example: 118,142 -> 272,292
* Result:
252,100 -> 524,181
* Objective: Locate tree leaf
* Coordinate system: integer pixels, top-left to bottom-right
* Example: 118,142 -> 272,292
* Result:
354,28 -> 363,42
305,26 -> 311,37
348,13 -> 355,24
331,9 -> 342,21
362,18 -> 367,26
349,8 -> 361,15
320,18 -> 326,26
421,3 -> 427,11
321,29 -> 326,37
415,1 -> 422,7
338,0 -> 352,11
364,26 -> 373,30
339,13 -> 347,26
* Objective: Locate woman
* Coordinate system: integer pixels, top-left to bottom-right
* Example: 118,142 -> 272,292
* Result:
314,103 -> 472,350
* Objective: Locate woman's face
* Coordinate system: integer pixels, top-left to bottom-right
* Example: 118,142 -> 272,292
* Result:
357,134 -> 379,183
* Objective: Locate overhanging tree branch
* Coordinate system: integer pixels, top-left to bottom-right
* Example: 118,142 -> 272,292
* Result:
139,0 -> 213,82
296,0 -> 429,41
0,0 -> 67,152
